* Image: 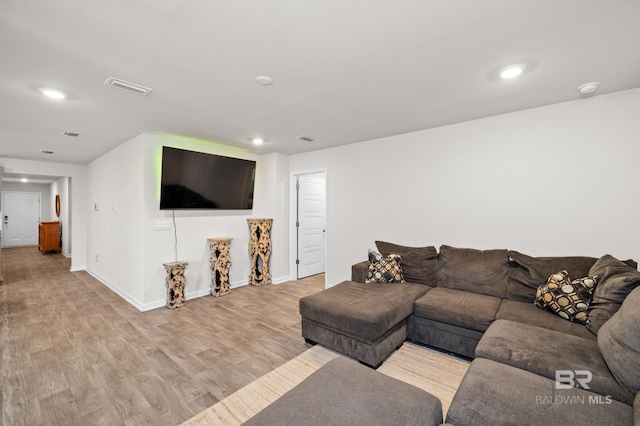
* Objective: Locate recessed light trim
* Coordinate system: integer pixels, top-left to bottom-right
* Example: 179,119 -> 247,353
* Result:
256,76 -> 273,86
500,65 -> 525,79
578,82 -> 600,95
39,88 -> 66,100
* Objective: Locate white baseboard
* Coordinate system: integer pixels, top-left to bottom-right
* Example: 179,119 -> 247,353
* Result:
272,274 -> 292,284
85,268 -> 146,311
83,270 -> 293,312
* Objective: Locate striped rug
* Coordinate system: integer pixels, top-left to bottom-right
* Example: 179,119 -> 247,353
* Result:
182,342 -> 469,425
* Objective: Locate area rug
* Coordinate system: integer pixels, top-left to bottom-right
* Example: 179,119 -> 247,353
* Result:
182,342 -> 469,425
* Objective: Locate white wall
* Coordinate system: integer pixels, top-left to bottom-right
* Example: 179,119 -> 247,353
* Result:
50,177 -> 71,255
86,133 -> 289,310
289,88 -> 640,287
0,158 -> 87,270
86,138 -> 145,304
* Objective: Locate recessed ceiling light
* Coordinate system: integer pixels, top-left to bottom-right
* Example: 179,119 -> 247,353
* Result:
577,82 -> 600,95
21,178 -> 28,183
500,65 -> 524,79
41,150 -> 55,155
256,76 -> 273,86
39,88 -> 66,100
252,137 -> 265,145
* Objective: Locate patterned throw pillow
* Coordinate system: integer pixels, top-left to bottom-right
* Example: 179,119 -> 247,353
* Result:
365,250 -> 405,283
534,270 -> 598,323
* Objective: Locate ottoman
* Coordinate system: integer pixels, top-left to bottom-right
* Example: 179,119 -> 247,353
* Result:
299,280 -> 431,367
244,357 -> 443,425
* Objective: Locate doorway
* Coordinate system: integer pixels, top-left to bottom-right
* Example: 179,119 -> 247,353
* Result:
292,171 -> 327,280
2,191 -> 41,247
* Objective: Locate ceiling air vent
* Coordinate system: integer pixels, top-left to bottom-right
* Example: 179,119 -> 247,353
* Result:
297,135 -> 316,142
62,131 -> 82,137
104,77 -> 153,96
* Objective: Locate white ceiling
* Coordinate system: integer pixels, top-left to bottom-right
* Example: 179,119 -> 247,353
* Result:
1,0 -> 639,166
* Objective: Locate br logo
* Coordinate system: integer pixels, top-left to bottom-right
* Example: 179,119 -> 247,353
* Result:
555,370 -> 592,389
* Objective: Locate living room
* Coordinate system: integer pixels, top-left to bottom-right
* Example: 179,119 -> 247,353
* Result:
1,1 -> 640,424
2,89 -> 639,311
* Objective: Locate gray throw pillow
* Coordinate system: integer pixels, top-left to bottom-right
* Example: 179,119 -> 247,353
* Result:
438,245 -> 509,298
587,254 -> 640,334
598,286 -> 640,397
375,241 -> 438,286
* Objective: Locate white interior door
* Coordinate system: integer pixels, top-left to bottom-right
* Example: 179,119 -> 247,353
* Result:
2,192 -> 41,247
297,173 -> 326,278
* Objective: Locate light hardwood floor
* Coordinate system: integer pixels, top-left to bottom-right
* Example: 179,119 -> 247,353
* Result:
0,247 -> 325,425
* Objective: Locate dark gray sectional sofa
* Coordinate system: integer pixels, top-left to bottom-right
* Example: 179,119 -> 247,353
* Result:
299,242 -> 640,425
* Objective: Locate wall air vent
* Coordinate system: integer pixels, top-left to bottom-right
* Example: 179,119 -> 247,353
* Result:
62,131 -> 82,137
104,77 -> 153,96
297,135 -> 316,142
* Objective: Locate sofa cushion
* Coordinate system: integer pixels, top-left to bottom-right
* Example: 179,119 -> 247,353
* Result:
534,270 -> 597,324
476,319 -> 633,404
376,241 -> 438,286
299,281 -> 431,341
496,299 -> 595,340
587,254 -> 640,334
446,358 -> 633,426
598,286 -> 640,398
507,251 -> 599,303
244,357 -> 443,426
437,245 -> 510,298
365,250 -> 405,283
413,287 -> 501,332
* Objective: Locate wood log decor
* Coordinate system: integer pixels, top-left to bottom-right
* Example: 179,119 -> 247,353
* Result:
247,218 -> 273,286
163,261 -> 188,308
208,237 -> 232,297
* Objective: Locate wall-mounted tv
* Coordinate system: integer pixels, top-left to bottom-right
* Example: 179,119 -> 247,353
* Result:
160,146 -> 256,210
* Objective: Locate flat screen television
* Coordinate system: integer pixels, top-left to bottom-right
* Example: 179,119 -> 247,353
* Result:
160,146 -> 256,210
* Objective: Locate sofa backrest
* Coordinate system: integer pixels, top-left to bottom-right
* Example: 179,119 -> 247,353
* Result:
587,254 -> 640,334
598,285 -> 640,399
375,241 -> 438,286
436,245 -> 510,298
506,251 -> 599,303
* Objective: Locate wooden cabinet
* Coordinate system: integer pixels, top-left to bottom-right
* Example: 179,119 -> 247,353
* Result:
39,221 -> 61,254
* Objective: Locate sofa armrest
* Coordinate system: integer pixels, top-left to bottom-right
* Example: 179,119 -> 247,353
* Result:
352,261 -> 369,282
